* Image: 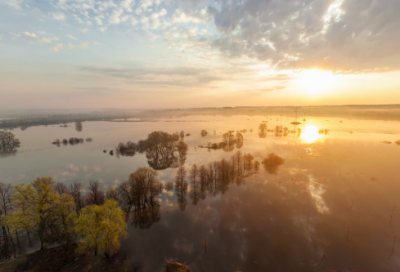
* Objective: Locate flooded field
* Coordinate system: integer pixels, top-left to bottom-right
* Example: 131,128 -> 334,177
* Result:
1,114 -> 400,271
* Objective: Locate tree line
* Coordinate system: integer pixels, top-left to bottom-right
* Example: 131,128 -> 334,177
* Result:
202,131 -> 244,152
0,151 -> 284,262
258,123 -> 302,138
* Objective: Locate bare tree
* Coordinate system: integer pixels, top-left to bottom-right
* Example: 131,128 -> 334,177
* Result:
117,181 -> 134,214
0,182 -> 16,259
86,180 -> 105,205
54,182 -> 68,196
106,188 -> 119,202
69,181 -> 84,213
175,165 -> 188,211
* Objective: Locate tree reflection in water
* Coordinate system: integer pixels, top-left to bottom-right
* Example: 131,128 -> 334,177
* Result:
175,165 -> 188,211
122,167 -> 162,229
117,151 -> 283,229
205,131 -> 244,152
116,131 -> 188,170
262,153 -> 285,174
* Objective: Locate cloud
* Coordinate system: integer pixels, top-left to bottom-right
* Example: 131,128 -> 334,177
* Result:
81,28 -> 89,33
24,32 -> 37,39
205,0 -> 400,73
121,0 -> 134,12
67,42 -> 74,49
8,32 -> 21,39
171,8 -> 211,24
78,65 -> 229,87
50,43 -> 63,52
50,12 -> 66,20
109,8 -> 124,24
80,42 -> 89,48
0,0 -> 24,9
22,32 -> 56,44
67,34 -> 78,40
94,17 -> 103,26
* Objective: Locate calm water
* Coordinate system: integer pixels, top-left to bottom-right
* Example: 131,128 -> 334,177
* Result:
1,115 -> 400,271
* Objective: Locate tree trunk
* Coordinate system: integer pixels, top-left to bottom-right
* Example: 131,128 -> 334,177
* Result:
39,219 -> 46,250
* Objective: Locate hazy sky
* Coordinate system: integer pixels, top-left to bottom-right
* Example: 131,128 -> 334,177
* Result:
1,0 -> 400,109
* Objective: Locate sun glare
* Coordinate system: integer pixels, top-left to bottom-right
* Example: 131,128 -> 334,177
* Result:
301,125 -> 320,143
299,70 -> 334,96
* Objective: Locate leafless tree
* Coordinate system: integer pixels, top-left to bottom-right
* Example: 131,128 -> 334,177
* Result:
106,188 -> 120,202
117,181 -> 134,214
0,182 -> 16,259
68,181 -> 84,213
86,180 -> 105,205
175,165 -> 188,211
54,182 -> 68,196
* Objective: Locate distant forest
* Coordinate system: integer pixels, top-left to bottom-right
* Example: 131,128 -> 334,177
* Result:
1,105 -> 400,130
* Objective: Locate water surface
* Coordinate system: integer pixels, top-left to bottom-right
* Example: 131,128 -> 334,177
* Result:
1,115 -> 400,271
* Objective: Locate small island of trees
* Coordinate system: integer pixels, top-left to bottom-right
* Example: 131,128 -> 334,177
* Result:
115,131 -> 188,170
0,131 -> 20,156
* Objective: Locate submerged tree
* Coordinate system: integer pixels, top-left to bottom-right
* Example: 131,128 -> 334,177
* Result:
175,165 -> 188,211
145,131 -> 188,170
0,131 -> 20,156
116,131 -> 188,170
69,181 -> 84,213
236,132 -> 244,149
258,124 -> 267,138
75,199 -> 127,258
86,180 -> 105,206
75,121 -> 83,132
129,167 -> 160,208
117,181 -> 134,214
244,153 -> 254,172
262,153 -> 285,174
127,167 -> 162,229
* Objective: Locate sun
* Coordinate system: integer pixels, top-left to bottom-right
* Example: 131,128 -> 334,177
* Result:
298,69 -> 334,96
301,125 -> 320,144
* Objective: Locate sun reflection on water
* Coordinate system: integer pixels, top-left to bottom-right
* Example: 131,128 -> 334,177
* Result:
301,125 -> 320,143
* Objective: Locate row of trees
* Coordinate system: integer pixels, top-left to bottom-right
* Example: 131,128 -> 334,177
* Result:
0,151 -> 284,261
52,137 -> 93,146
258,124 -> 302,138
204,131 -> 244,152
0,178 -> 127,261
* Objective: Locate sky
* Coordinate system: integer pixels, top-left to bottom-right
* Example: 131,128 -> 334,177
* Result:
0,0 -> 400,109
